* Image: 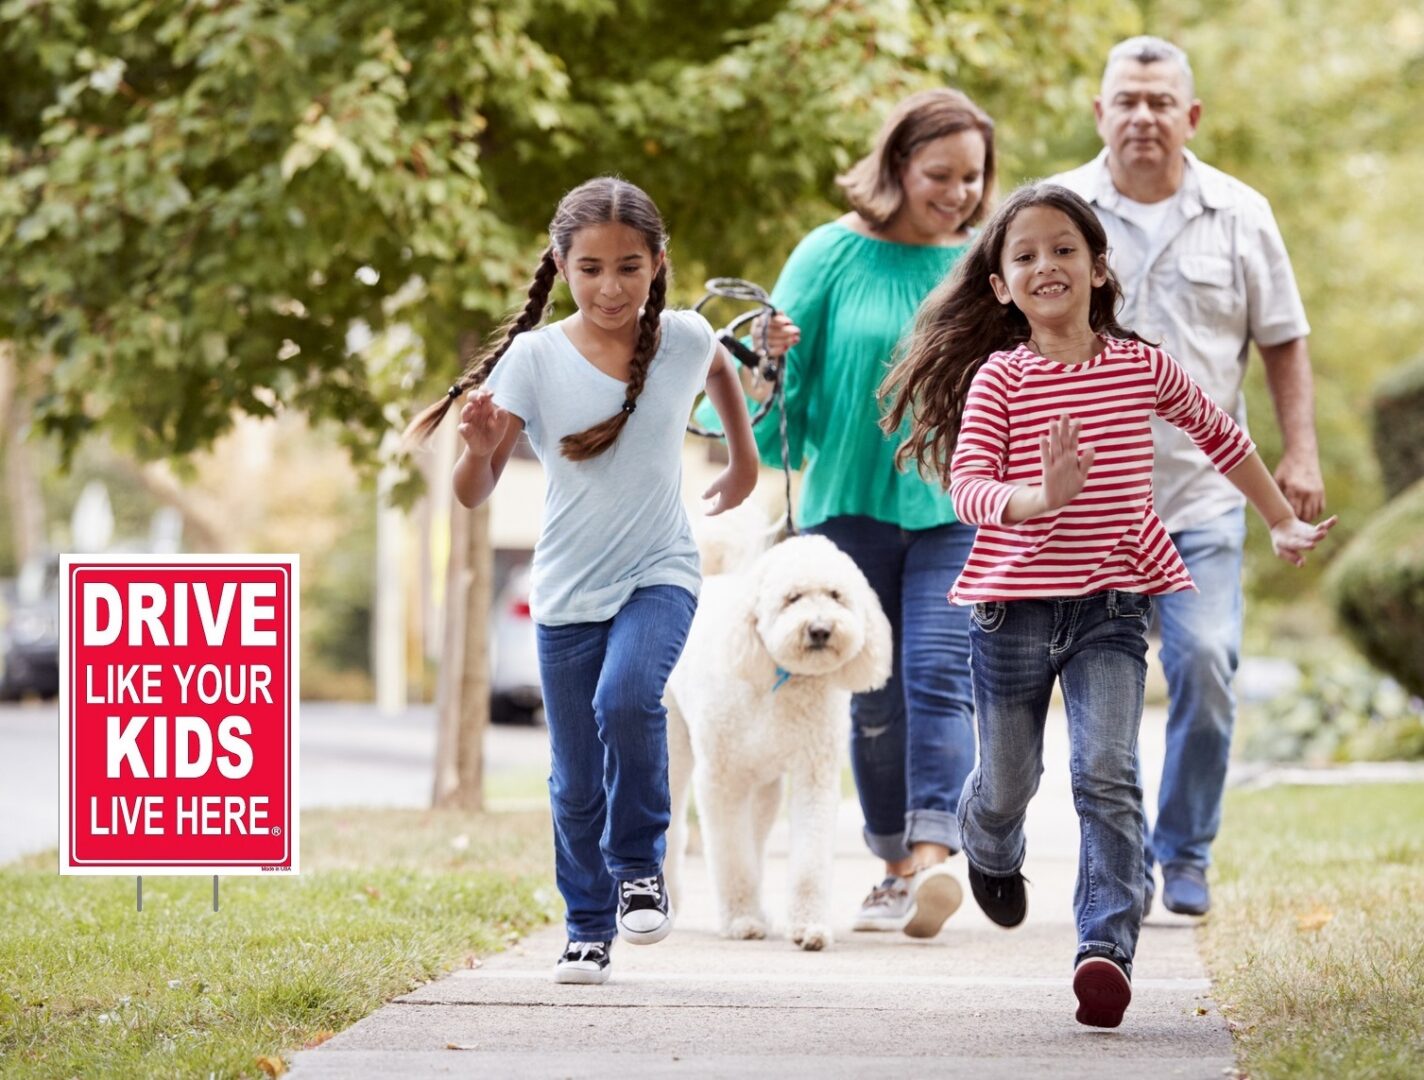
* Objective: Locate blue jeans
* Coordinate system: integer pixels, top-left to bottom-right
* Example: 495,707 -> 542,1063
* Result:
535,585 -> 697,942
807,516 -> 976,861
1146,507 -> 1247,880
958,591 -> 1151,972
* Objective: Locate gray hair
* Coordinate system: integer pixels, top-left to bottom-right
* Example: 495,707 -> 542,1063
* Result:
1102,36 -> 1195,98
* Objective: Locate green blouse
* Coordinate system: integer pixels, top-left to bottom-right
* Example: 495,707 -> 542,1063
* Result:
756,221 -> 969,531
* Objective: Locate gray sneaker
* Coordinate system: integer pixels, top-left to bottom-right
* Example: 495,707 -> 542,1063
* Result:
902,863 -> 963,938
852,875 -> 912,931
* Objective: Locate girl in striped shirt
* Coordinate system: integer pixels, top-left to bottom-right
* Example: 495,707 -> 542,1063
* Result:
880,182 -> 1334,1028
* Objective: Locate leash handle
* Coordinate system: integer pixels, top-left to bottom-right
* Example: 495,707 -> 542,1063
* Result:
690,277 -> 797,536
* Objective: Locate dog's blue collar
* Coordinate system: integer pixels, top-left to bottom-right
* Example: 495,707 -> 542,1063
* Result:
772,667 -> 793,693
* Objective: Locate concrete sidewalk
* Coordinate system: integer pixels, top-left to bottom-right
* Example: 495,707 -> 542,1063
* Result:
287,706 -> 1235,1078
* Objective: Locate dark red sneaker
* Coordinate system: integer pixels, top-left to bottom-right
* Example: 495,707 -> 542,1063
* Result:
1073,954 -> 1132,1027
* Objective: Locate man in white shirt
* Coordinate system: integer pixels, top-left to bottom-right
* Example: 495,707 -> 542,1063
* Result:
1053,36 -> 1325,916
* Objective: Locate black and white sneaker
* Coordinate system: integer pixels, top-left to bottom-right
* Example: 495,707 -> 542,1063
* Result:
617,873 -> 672,945
553,939 -> 611,985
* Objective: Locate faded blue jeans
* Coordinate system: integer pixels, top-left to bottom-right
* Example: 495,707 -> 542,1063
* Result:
958,590 -> 1151,973
807,516 -> 976,862
535,585 -> 697,942
1146,507 -> 1248,883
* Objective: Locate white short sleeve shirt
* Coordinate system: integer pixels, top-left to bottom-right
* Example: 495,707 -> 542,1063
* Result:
483,308 -> 719,624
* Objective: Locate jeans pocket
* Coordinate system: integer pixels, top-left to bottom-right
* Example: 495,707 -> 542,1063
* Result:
1111,591 -> 1153,621
970,601 -> 1007,633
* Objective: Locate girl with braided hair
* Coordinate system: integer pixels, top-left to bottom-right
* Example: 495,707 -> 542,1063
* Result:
406,176 -> 758,985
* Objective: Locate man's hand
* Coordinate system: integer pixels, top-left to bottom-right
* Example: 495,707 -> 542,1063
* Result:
1273,450 -> 1325,522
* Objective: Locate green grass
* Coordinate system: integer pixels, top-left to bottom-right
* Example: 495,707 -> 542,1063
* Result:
1202,783 -> 1424,1079
0,808 -> 555,1078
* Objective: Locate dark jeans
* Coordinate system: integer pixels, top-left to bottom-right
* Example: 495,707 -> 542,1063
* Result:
958,591 -> 1151,973
535,585 -> 697,941
807,516 -> 976,862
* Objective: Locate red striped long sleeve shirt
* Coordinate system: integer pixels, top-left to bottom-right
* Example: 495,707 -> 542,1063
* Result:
948,338 -> 1255,604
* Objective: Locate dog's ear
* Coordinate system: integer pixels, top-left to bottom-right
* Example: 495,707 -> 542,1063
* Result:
833,573 -> 893,693
727,557 -> 779,688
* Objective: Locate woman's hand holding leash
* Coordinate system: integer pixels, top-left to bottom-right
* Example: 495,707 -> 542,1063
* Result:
740,313 -> 800,403
755,313 -> 801,358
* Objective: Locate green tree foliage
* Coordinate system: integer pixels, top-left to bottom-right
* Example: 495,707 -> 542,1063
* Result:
0,0 -> 572,465
0,0 -> 1136,470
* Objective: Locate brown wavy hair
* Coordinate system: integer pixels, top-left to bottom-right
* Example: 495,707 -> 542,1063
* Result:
836,88 -> 997,230
403,176 -> 669,461
879,182 -> 1148,486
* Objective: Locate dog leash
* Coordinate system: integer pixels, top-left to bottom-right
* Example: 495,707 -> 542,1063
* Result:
689,277 -> 797,537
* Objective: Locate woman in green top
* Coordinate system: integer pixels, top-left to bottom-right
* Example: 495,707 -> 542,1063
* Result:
760,89 -> 995,939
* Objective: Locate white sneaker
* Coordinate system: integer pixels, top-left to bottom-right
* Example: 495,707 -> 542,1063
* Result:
852,875 -> 912,931
903,863 -> 963,939
553,939 -> 611,985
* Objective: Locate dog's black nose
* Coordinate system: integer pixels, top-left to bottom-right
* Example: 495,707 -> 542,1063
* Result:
807,623 -> 832,648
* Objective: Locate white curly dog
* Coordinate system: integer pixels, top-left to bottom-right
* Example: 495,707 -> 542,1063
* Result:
665,520 -> 892,951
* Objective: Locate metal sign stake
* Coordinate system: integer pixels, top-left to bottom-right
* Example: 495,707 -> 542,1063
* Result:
213,875 -> 219,912
137,875 -> 142,912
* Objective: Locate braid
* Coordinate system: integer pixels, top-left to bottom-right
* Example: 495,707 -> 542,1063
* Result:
559,262 -> 668,461
400,249 -> 557,448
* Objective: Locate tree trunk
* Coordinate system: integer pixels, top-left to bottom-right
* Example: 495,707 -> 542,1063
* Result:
0,344 -> 46,565
431,497 -> 490,811
373,457 -> 407,716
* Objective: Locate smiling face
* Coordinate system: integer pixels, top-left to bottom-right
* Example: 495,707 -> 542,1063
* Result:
1094,59 -> 1200,176
557,222 -> 663,334
890,128 -> 987,244
989,205 -> 1108,335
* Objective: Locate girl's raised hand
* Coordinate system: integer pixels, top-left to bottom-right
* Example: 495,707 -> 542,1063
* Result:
1269,514 -> 1338,567
1040,415 -> 1095,512
457,389 -> 509,458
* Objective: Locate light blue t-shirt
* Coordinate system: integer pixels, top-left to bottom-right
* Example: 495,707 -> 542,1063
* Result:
484,308 -> 719,625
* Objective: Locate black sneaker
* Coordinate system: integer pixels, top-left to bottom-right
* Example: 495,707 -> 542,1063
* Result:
967,863 -> 1027,927
1073,947 -> 1132,1027
617,873 -> 672,945
553,939 -> 611,985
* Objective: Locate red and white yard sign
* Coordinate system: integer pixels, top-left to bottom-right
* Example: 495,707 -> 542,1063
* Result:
59,556 -> 299,875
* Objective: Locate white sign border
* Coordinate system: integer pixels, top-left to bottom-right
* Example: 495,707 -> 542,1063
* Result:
58,554 -> 301,876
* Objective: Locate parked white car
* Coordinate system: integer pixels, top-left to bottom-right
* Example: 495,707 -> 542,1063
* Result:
490,562 -> 542,725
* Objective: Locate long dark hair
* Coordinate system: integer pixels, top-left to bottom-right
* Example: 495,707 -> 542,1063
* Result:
837,88 -> 997,229
404,176 -> 669,460
879,182 -> 1147,486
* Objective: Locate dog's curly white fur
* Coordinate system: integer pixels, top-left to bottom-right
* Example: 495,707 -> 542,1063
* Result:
665,532 -> 892,950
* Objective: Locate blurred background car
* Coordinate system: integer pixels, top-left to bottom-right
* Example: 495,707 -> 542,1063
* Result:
0,552 -> 60,701
489,561 -> 542,725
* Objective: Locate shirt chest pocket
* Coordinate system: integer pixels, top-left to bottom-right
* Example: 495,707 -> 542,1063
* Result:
1177,254 -> 1242,324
